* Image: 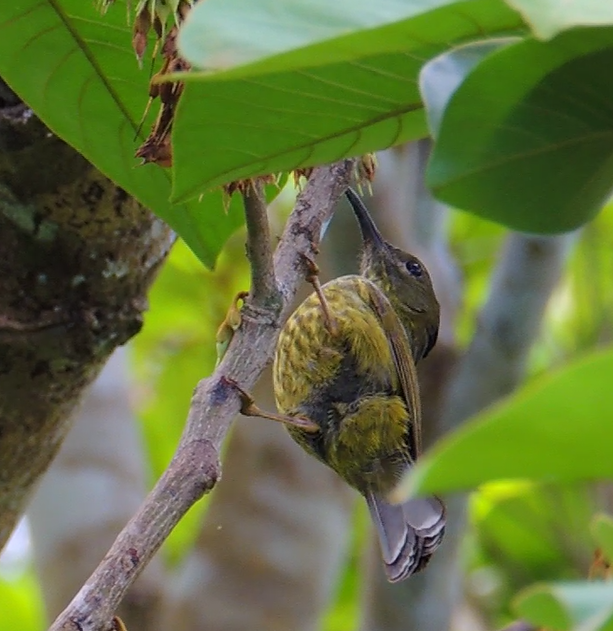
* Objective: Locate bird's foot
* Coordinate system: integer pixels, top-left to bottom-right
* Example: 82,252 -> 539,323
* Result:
299,251 -> 339,336
222,376 -> 319,433
215,291 -> 249,365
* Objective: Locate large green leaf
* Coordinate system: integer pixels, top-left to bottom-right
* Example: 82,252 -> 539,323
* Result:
420,39 -> 517,136
425,27 -> 613,234
0,1 -> 244,266
394,346 -> 613,499
506,0 -> 613,40
179,0 -> 498,78
170,0 -> 523,201
515,582 -> 613,631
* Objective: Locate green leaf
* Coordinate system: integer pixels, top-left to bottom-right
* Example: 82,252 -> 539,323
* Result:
179,0 -> 503,78
592,514 -> 613,563
426,27 -> 613,234
420,38 -> 518,137
474,483 -> 594,583
506,0 -> 613,40
394,347 -> 613,499
0,1 -> 243,266
514,582 -> 613,631
170,0 -> 523,201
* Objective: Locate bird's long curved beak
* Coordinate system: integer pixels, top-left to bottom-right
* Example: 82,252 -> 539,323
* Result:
345,188 -> 387,249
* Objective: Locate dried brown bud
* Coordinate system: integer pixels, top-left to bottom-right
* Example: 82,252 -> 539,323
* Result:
133,2 -> 193,171
132,6 -> 153,66
223,180 -> 251,197
223,175 -> 278,198
178,0 -> 193,22
149,79 -> 161,100
152,15 -> 164,39
135,135 -> 173,168
292,168 -> 314,188
162,25 -> 179,58
111,617 -> 128,631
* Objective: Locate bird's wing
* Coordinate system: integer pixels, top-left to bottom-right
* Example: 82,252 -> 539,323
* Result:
362,278 -> 422,459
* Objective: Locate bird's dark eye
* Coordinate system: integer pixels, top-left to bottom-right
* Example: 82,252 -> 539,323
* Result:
405,260 -> 422,277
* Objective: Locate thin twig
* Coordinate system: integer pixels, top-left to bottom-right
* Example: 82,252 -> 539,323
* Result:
48,159 -> 355,631
242,180 -> 279,308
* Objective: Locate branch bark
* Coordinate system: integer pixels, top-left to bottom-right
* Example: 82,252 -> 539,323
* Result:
160,198 -> 371,630
160,371 -> 354,631
441,230 -> 574,431
0,84 -> 173,552
242,180 -> 279,309
50,159 -> 355,631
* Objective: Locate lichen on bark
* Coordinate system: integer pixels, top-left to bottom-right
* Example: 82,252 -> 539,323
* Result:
0,81 -> 174,550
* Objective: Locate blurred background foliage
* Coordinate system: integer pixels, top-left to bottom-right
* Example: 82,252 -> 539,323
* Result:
2,180 -> 612,631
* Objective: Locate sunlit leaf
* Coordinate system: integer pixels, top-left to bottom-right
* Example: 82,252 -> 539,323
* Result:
506,0 -> 613,40
170,0 -> 523,201
179,0 -> 505,77
395,347 -> 613,498
0,574 -> 44,631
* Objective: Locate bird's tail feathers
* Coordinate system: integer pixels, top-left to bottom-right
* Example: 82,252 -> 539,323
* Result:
365,491 -> 445,582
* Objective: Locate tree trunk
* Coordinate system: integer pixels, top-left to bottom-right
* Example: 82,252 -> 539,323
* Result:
0,81 -> 173,550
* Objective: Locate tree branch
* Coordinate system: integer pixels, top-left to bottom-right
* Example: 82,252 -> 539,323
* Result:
242,180 -> 279,308
49,159 -> 355,631
160,373 -> 354,631
441,230 -> 575,431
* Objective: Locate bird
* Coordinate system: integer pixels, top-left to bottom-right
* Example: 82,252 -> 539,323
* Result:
232,187 -> 445,581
